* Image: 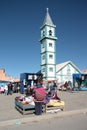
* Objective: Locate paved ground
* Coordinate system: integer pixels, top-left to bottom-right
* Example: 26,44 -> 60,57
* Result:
0,90 -> 87,124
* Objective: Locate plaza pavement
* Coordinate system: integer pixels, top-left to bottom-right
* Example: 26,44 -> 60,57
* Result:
0,90 -> 87,126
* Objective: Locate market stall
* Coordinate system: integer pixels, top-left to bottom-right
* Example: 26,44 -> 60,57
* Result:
15,94 -> 65,115
45,99 -> 65,113
15,96 -> 35,115
15,96 -> 46,115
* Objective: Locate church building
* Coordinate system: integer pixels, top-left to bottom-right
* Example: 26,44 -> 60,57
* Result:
39,8 -> 82,84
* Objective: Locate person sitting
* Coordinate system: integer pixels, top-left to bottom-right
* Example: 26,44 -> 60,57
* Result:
51,92 -> 61,101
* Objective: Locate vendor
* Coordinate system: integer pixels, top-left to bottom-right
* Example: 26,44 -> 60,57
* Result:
33,82 -> 47,115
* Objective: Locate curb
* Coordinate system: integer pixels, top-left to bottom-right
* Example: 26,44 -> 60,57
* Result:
0,108 -> 87,127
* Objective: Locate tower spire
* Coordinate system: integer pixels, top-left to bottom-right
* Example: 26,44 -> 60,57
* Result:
46,7 -> 49,12
43,8 -> 54,26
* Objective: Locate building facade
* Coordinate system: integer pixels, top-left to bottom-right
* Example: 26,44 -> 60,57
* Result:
0,69 -> 19,87
56,61 -> 82,84
0,69 -> 12,86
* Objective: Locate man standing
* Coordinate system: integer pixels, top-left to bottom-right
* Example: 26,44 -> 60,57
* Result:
8,82 -> 13,95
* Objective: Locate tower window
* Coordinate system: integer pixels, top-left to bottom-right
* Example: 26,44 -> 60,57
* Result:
42,68 -> 45,72
42,43 -> 45,48
49,43 -> 53,47
67,65 -> 71,75
49,30 -> 52,36
42,55 -> 45,60
43,30 -> 45,36
49,54 -> 53,59
49,67 -> 53,72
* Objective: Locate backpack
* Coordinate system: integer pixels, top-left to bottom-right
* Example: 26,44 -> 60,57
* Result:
34,88 -> 46,101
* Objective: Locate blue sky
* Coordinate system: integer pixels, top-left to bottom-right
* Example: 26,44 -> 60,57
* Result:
0,0 -> 87,78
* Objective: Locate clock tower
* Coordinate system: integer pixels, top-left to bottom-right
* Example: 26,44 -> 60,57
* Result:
40,8 -> 57,81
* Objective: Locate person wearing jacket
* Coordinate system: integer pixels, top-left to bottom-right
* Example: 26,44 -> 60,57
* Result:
33,82 -> 46,115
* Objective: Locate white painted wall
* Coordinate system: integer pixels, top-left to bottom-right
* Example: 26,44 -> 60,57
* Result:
56,64 -> 80,84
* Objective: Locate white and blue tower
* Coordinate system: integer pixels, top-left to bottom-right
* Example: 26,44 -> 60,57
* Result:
40,8 -> 57,81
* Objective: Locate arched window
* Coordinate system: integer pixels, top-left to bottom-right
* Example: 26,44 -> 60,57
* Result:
49,30 -> 52,36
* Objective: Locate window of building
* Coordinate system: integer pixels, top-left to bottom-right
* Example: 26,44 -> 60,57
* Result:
49,67 -> 53,72
67,65 -> 71,75
43,30 -> 45,36
49,54 -> 53,59
42,42 -> 45,48
42,55 -> 45,60
49,43 -> 53,47
42,68 -> 45,72
49,30 -> 52,36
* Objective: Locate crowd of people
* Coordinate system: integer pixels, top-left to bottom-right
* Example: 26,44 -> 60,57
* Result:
1,80 -> 63,115
0,82 -> 20,95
